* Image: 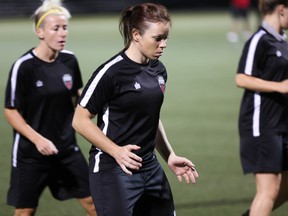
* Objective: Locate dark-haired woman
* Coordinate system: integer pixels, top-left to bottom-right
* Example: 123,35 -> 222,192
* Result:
72,2 -> 199,216
236,0 -> 288,215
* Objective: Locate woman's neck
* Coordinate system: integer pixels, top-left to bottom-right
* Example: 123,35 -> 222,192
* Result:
124,45 -> 149,65
33,44 -> 58,62
264,14 -> 281,33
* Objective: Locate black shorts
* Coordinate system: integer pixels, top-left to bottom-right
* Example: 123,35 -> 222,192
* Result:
240,134 -> 288,174
89,160 -> 175,216
7,148 -> 90,208
231,6 -> 249,19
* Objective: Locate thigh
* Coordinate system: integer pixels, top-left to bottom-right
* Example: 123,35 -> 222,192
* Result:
89,166 -> 144,216
49,152 -> 90,200
134,163 -> 175,216
240,134 -> 284,174
7,166 -> 49,208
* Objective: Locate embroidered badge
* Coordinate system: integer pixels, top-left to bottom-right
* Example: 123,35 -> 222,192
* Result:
36,80 -> 43,87
276,50 -> 282,57
134,82 -> 141,89
62,74 -> 73,90
158,76 -> 165,94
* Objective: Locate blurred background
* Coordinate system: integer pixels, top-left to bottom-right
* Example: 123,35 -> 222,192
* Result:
0,0 -> 256,17
1,0 -> 288,216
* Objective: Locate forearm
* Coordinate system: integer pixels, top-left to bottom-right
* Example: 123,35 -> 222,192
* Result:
4,108 -> 43,144
156,119 -> 175,162
235,73 -> 284,93
72,105 -> 119,157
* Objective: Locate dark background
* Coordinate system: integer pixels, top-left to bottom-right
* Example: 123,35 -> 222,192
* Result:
0,0 -> 259,17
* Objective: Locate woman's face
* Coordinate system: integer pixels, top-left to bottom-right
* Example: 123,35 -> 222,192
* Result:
136,21 -> 171,61
38,14 -> 68,51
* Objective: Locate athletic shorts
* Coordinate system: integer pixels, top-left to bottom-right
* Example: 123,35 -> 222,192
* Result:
89,160 -> 175,216
7,148 -> 91,208
231,6 -> 248,19
240,134 -> 288,174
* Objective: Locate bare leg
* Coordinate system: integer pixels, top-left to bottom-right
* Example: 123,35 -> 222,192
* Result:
273,171 -> 288,210
78,196 -> 97,216
250,173 -> 280,216
14,208 -> 36,216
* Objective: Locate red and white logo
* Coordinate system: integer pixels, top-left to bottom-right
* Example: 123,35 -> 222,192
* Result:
158,76 -> 165,94
62,74 -> 73,90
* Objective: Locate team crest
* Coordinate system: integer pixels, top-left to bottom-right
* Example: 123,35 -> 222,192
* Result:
62,74 -> 73,90
158,76 -> 165,94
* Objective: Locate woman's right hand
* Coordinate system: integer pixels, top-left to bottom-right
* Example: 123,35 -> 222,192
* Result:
113,144 -> 142,175
34,136 -> 58,156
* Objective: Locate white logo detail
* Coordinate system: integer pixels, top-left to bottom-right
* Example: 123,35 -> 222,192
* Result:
276,50 -> 282,57
62,74 -> 73,90
134,82 -> 141,89
36,80 -> 43,87
158,76 -> 165,93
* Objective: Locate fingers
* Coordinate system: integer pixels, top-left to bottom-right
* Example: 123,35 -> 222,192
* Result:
117,145 -> 143,174
120,164 -> 132,175
38,142 -> 58,156
176,165 -> 199,184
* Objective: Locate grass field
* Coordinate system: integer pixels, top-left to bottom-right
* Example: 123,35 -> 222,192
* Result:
1,11 -> 288,216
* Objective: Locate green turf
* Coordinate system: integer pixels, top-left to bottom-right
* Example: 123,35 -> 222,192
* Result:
1,11 -> 288,215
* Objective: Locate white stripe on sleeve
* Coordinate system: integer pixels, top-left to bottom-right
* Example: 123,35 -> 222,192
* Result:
10,53 -> 33,107
80,55 -> 123,107
244,30 -> 265,75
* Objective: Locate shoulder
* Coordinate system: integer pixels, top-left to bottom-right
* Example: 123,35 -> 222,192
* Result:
95,53 -> 125,76
245,29 -> 267,47
11,50 -> 35,73
150,59 -> 167,74
240,29 -> 270,57
59,49 -> 77,60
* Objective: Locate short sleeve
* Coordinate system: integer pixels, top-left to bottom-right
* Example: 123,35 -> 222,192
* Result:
79,67 -> 115,115
5,61 -> 29,110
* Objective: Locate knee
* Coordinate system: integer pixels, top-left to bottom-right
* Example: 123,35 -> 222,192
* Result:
260,182 -> 280,201
14,208 -> 36,216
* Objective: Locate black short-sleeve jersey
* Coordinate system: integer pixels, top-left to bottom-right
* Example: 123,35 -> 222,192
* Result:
79,51 -> 167,172
237,22 -> 288,137
5,49 -> 83,164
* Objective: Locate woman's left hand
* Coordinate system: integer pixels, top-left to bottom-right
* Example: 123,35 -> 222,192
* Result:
167,153 -> 199,184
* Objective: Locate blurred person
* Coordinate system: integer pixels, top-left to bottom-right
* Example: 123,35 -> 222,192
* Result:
4,0 -> 96,215
227,0 -> 252,42
72,3 -> 199,216
235,0 -> 288,215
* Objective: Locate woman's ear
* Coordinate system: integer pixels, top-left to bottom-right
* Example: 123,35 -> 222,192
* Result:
35,27 -> 44,40
132,28 -> 140,42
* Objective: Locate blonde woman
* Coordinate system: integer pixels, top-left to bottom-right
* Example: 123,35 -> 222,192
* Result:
4,0 -> 96,215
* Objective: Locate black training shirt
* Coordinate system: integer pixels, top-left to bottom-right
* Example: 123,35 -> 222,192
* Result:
237,22 -> 288,137
79,50 -> 167,172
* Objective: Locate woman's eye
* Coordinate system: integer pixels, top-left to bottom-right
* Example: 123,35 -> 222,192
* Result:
154,36 -> 168,42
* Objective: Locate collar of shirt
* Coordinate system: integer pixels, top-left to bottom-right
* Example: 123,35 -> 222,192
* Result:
262,20 -> 287,41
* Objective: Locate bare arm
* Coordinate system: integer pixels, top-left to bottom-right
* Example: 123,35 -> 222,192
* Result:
156,119 -> 199,184
72,105 -> 142,175
4,108 -> 58,155
235,73 -> 288,93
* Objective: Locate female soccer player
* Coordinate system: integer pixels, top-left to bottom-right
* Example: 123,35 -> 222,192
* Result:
4,0 -> 96,215
72,3 -> 199,216
236,0 -> 288,215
